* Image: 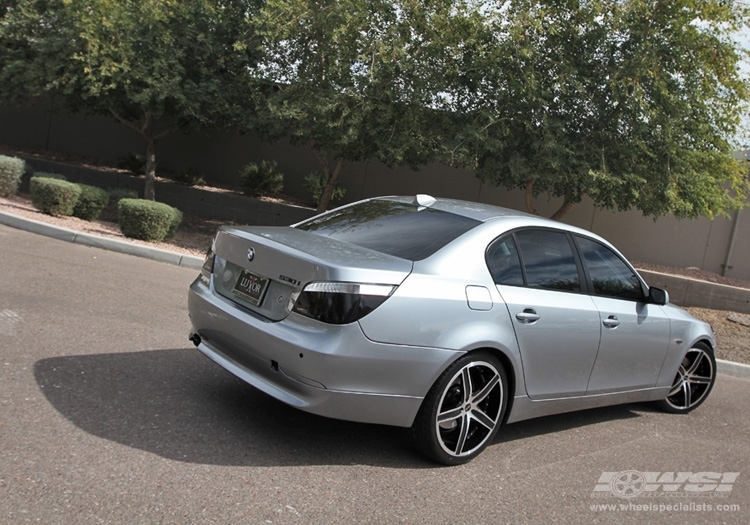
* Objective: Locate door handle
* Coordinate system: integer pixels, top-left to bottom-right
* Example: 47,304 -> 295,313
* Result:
516,309 -> 540,324
603,315 -> 620,328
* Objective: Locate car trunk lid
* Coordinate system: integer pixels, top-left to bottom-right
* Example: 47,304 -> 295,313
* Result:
210,226 -> 413,321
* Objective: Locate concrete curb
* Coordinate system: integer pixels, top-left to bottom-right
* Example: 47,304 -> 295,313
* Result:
716,359 -> 750,379
0,210 -> 204,270
2,209 -> 750,380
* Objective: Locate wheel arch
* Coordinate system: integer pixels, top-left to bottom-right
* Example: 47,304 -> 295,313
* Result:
695,338 -> 715,353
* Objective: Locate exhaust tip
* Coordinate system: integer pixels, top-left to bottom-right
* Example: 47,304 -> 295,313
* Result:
189,333 -> 201,347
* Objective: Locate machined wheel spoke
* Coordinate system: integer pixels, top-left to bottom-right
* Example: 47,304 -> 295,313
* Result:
690,375 -> 712,386
438,406 -> 463,424
461,368 -> 472,404
668,367 -> 686,396
471,407 -> 497,431
685,352 -> 708,376
668,379 -> 685,397
454,415 -> 470,454
681,381 -> 692,407
472,374 -> 500,405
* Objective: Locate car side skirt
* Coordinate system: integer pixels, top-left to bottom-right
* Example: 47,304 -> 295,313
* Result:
507,387 -> 670,424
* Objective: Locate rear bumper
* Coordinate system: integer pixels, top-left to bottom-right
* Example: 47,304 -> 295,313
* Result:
187,277 -> 462,427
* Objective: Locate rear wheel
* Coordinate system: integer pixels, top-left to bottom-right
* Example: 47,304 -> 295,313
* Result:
657,342 -> 716,414
411,352 -> 507,465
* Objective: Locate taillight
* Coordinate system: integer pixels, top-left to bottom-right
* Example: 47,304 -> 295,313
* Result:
201,238 -> 216,280
292,282 -> 396,324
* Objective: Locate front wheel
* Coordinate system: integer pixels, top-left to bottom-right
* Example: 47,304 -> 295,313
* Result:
656,342 -> 716,414
411,352 -> 508,465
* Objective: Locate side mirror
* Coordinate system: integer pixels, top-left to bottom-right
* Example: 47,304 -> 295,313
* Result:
648,286 -> 669,306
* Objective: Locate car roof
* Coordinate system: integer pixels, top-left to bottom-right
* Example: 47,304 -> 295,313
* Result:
374,195 -> 536,222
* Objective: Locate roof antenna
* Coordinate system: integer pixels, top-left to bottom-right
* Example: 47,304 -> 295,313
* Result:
413,194 -> 436,209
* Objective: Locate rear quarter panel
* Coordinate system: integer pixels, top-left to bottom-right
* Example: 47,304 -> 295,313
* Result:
357,220 -> 526,397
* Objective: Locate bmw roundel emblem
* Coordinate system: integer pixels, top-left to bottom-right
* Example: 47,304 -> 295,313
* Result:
247,247 -> 255,262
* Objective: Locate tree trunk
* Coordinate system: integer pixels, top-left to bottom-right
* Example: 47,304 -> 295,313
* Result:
525,177 -> 579,220
524,179 -> 538,215
144,136 -> 157,200
317,158 -> 346,213
550,197 -> 577,221
108,108 -> 176,201
141,111 -> 156,201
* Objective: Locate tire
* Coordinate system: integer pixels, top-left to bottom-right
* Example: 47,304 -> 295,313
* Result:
411,352 -> 508,465
656,342 -> 716,414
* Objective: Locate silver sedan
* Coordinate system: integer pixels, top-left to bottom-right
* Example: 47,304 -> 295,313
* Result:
187,195 -> 716,465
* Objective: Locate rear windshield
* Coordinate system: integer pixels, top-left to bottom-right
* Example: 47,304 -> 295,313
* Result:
295,200 -> 480,261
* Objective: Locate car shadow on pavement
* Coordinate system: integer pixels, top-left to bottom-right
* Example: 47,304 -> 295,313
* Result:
34,348 -> 643,468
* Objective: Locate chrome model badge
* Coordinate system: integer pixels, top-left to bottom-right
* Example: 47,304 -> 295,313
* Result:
247,247 -> 255,262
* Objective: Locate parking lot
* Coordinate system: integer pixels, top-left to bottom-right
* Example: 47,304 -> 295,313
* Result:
1,223 -> 748,524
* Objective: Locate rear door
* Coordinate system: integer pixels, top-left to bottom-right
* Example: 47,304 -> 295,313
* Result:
489,229 -> 602,399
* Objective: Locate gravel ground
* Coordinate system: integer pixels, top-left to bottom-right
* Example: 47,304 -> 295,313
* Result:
684,308 -> 750,365
2,192 -> 749,366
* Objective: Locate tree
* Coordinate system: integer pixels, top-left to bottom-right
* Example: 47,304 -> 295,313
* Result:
250,0 -> 481,212
0,0 -> 262,200
444,0 -> 750,220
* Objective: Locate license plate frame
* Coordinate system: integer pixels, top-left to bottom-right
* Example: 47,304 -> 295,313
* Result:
232,269 -> 269,306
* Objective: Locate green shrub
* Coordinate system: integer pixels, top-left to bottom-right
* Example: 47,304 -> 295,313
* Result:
23,171 -> 67,195
304,171 -> 346,206
101,188 -> 139,222
165,206 -> 183,239
118,199 -> 183,242
0,155 -> 26,197
240,160 -> 284,197
29,176 -> 81,216
73,184 -> 110,221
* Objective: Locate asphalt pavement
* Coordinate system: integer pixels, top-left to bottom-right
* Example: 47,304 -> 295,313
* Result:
1,222 -> 750,524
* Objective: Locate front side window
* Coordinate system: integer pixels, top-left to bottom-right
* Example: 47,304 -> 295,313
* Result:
575,236 -> 644,301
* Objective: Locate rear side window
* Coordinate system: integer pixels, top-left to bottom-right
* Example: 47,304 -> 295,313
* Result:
296,200 -> 480,261
575,236 -> 644,300
515,230 -> 581,292
487,229 -> 581,293
486,236 -> 524,286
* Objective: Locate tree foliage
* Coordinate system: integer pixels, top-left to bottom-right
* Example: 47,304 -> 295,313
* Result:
250,0 -> 483,212
2,0 -> 748,218
0,0 -> 261,199
444,0 -> 750,219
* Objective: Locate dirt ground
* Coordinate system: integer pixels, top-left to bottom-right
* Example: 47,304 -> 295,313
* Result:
684,308 -> 750,365
2,190 -> 749,367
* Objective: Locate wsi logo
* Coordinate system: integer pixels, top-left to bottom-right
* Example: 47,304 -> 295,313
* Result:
592,471 -> 740,498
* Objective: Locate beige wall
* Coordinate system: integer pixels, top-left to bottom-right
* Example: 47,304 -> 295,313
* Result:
1,99 -> 748,281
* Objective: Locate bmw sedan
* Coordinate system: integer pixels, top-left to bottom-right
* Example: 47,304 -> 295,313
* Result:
187,195 -> 716,465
